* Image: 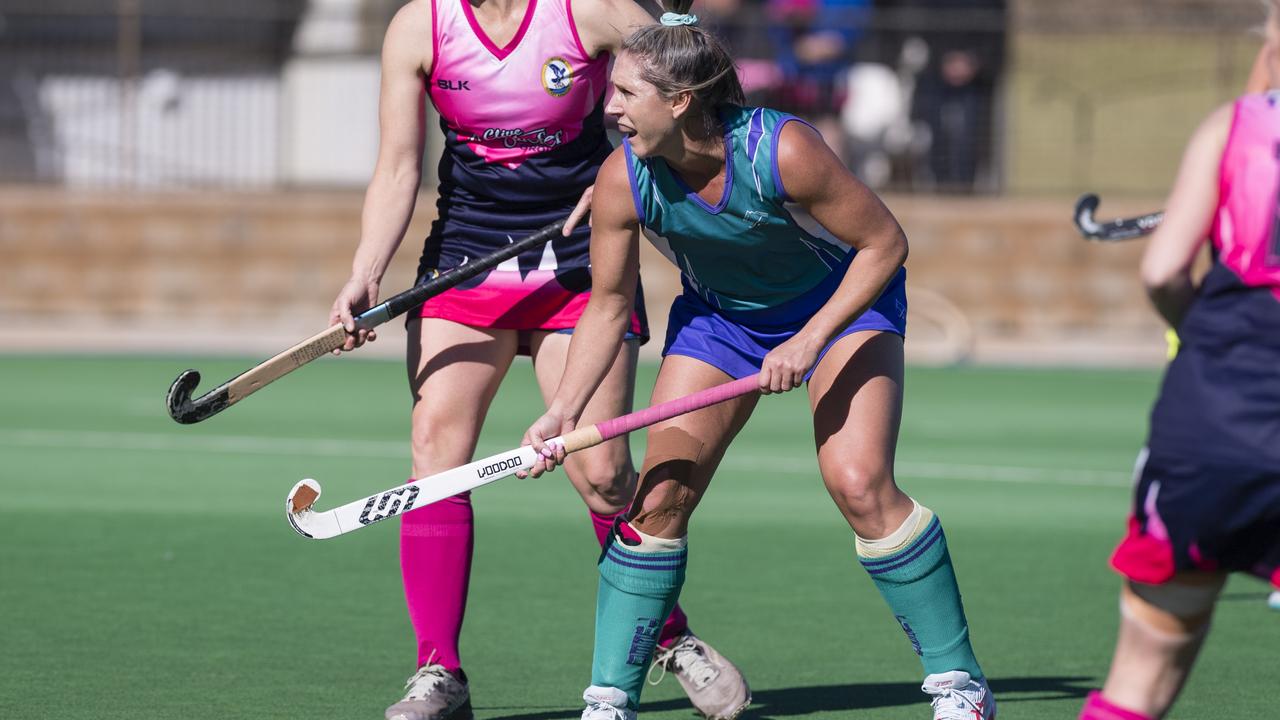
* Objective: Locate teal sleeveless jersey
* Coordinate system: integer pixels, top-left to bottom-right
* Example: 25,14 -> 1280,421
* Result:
623,106 -> 852,312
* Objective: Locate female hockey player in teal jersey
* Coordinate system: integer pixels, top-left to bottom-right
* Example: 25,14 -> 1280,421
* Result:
521,3 -> 994,718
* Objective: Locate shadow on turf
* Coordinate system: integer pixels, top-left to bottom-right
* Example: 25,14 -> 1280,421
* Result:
1218,591 -> 1270,602
482,675 -> 1092,719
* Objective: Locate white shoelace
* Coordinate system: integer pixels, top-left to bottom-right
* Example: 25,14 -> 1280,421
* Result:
403,666 -> 450,701
647,636 -> 719,689
928,687 -> 986,720
583,700 -> 630,720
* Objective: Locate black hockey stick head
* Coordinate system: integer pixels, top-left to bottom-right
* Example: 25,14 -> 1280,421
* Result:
166,369 -> 230,424
1073,193 -> 1164,242
1074,194 -> 1102,237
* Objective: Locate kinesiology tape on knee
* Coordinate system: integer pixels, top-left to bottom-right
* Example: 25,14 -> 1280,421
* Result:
1122,580 -> 1218,637
629,484 -> 699,532
644,427 -> 705,467
630,428 -> 705,532
855,500 -> 935,559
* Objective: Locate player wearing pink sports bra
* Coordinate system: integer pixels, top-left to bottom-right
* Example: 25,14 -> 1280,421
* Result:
326,1 -> 749,719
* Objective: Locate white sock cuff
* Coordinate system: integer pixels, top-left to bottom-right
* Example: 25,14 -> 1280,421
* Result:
629,524 -> 688,552
855,500 -> 935,558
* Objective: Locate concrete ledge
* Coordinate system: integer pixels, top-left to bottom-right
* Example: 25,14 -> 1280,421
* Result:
0,187 -> 1171,366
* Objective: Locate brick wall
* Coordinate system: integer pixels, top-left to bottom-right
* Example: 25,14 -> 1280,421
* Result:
0,188 -> 1168,365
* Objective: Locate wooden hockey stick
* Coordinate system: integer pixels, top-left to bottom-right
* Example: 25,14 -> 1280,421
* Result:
165,218 -> 567,424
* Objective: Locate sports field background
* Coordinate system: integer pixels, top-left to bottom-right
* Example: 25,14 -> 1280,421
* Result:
1,355 -> 1275,719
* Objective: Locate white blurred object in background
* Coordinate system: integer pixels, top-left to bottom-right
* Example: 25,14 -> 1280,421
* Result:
840,36 -> 930,189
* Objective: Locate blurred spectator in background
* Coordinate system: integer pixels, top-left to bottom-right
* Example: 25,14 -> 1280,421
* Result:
901,0 -> 1006,192
765,0 -> 870,158
697,0 -> 783,105
838,33 -> 929,189
699,0 -> 1006,190
915,46 -> 986,190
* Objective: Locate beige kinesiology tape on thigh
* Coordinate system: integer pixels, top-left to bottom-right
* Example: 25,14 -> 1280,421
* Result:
644,427 -> 706,467
1123,578 -> 1222,636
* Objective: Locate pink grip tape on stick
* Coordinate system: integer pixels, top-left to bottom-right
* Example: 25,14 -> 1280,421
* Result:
596,375 -> 761,440
557,374 -> 761,454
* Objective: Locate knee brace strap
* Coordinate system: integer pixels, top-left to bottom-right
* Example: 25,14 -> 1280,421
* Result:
1123,578 -> 1220,636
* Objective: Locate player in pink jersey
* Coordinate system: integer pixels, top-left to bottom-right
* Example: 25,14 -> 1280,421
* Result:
1244,20 -> 1280,615
326,1 -> 749,719
1078,4 -> 1280,719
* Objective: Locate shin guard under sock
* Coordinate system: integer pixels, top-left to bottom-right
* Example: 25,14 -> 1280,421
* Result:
401,491 -> 474,673
591,522 -> 687,709
857,502 -> 983,678
590,509 -> 690,646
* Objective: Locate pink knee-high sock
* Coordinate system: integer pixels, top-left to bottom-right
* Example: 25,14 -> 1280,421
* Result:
402,490 -> 474,673
1079,691 -> 1154,720
589,508 -> 690,647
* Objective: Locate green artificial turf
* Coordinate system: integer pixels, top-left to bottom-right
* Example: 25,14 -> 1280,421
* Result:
0,355 -> 1273,719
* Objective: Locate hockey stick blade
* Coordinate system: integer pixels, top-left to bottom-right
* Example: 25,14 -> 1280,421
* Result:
167,369 -> 228,424
286,375 -> 762,539
1073,193 -> 1164,242
166,217 -> 568,424
286,447 -> 543,539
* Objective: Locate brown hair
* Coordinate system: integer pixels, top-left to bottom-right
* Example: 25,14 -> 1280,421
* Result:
621,0 -> 745,136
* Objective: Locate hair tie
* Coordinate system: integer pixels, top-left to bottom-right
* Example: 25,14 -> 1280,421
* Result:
659,11 -> 699,26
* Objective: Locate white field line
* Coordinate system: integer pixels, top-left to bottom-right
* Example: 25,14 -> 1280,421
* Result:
0,428 -> 1134,488
0,428 -> 408,459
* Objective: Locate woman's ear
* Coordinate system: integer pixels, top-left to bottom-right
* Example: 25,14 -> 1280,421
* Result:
669,90 -> 693,121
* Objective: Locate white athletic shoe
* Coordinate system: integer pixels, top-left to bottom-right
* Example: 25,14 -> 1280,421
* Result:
385,664 -> 473,720
1268,590 -> 1280,610
581,686 -> 636,720
922,671 -> 996,720
649,631 -> 751,720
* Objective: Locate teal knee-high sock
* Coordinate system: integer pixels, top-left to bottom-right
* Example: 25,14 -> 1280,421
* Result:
592,528 -> 687,709
858,510 -> 983,679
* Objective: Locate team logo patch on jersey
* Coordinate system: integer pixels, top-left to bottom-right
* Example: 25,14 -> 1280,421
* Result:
542,57 -> 573,97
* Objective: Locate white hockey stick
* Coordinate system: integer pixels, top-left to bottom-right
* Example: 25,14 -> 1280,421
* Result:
285,375 -> 761,539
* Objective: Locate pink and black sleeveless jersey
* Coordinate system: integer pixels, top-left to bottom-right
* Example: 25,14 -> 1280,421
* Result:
414,0 -> 645,336
1115,95 -> 1280,584
1175,92 -> 1280,350
1148,92 -> 1280,466
426,0 -> 609,225
1212,92 -> 1280,299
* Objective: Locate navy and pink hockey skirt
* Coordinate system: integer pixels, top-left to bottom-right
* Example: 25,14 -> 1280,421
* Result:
1114,448 -> 1280,586
414,211 -> 647,345
1111,293 -> 1280,586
